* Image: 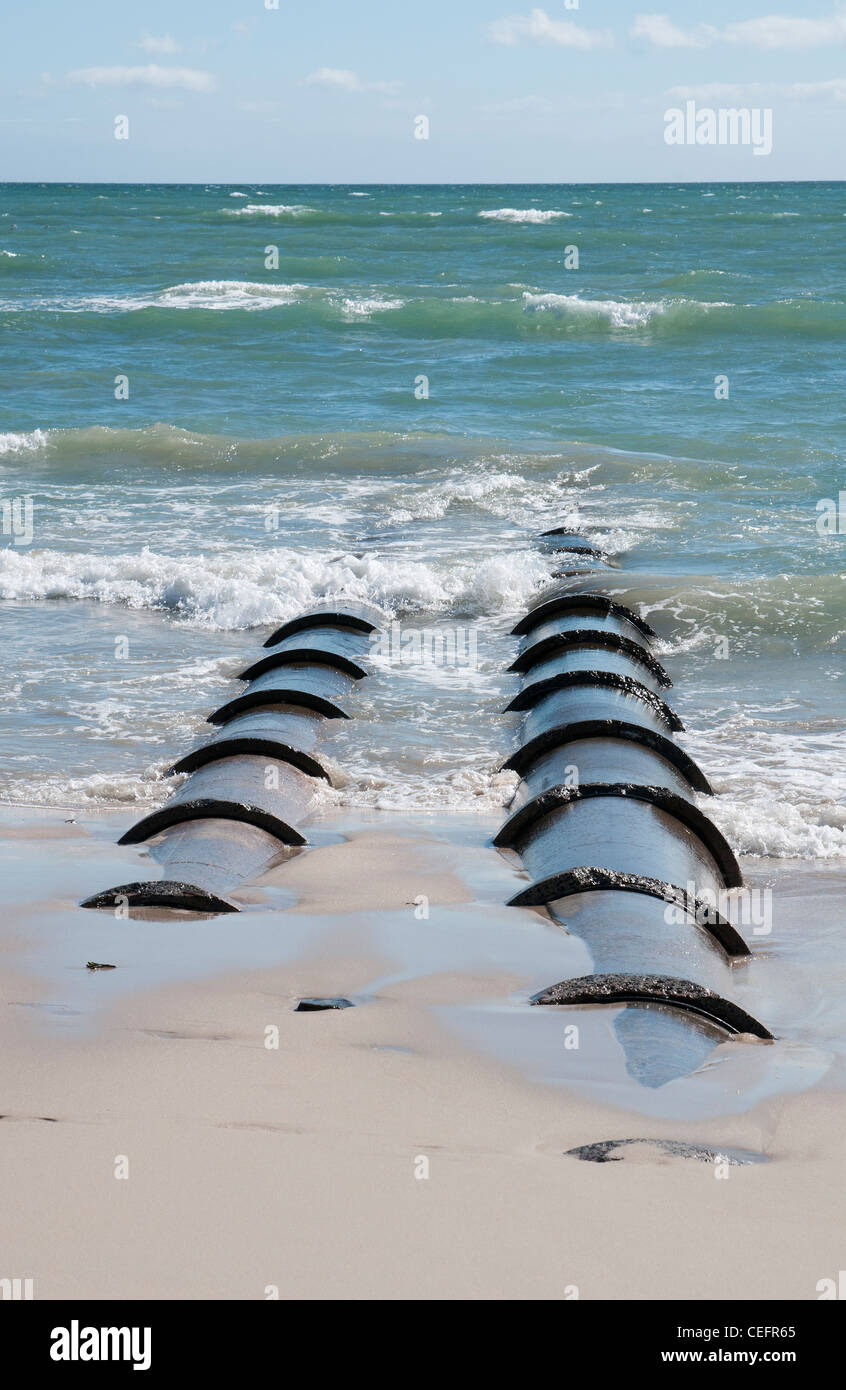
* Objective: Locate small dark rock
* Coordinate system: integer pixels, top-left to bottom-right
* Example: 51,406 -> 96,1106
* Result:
295,997 -> 354,1012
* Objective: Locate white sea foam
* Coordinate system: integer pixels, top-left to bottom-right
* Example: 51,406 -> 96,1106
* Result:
708,794 -> 846,860
3,766 -> 177,809
2,282 -> 313,314
225,203 -> 315,216
479,208 -> 571,223
0,428 -> 49,456
522,291 -> 730,328
156,280 -> 308,310
682,716 -> 846,861
0,542 -> 552,630
385,469 -> 534,522
523,292 -> 665,327
339,295 -> 405,318
332,763 -> 518,813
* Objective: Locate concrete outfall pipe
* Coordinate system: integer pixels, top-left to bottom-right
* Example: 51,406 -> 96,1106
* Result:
81,602 -> 383,914
501,577 -> 772,1045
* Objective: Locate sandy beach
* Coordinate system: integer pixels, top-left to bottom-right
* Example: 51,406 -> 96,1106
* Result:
4,0 -> 846,1342
3,802 -> 845,1302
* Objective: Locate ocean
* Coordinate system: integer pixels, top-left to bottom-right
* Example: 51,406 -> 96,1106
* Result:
1,181 -> 844,862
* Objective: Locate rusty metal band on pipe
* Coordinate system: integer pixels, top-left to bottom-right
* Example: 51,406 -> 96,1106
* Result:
510,677 -> 684,738
535,530 -> 621,571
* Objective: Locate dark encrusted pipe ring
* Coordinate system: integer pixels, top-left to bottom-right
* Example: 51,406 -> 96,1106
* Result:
208,689 -> 349,725
118,798 -> 307,847
502,718 -> 712,793
494,782 -> 741,886
505,865 -> 749,959
239,649 -> 368,682
509,629 -> 671,687
170,738 -> 331,783
505,670 -> 683,729
529,972 -> 773,1040
512,594 -> 656,640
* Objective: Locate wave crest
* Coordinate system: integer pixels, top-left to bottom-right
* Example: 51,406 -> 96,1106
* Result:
479,208 -> 572,223
0,542 -> 552,630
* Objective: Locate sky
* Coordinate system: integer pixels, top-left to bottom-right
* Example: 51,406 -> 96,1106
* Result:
2,1 -> 846,181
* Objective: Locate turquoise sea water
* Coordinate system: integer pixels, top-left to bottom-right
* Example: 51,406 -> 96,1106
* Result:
1,182 -> 845,858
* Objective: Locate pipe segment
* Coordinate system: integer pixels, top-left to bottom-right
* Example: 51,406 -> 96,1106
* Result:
512,594 -> 656,641
504,719 -> 712,794
509,628 -> 671,685
240,622 -> 374,681
81,603 -> 382,913
502,581 -> 770,1040
170,705 -> 331,781
208,662 -> 355,725
536,529 -> 621,571
510,736 -> 705,805
263,600 -> 383,648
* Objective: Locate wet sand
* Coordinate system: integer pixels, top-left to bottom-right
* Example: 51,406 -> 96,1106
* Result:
2,804 -> 846,1300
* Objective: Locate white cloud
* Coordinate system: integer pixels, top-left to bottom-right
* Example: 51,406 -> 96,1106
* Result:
482,94 -> 552,114
667,83 -> 770,101
790,77 -> 846,99
68,65 -> 215,93
137,34 -> 181,55
668,78 -> 846,103
489,7 -> 613,48
633,10 -> 846,50
725,13 -> 846,47
304,68 -> 401,94
631,15 -> 707,48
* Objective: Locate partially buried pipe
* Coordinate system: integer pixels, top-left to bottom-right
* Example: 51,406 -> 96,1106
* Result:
81,601 -> 383,914
500,540 -> 772,1060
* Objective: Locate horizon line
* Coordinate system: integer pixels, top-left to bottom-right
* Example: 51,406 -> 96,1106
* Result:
2,177 -> 845,187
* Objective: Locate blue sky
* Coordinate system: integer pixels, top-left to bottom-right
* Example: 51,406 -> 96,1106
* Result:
2,1 -> 846,180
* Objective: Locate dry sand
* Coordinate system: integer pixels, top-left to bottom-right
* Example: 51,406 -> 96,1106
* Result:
2,806 -> 845,1300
